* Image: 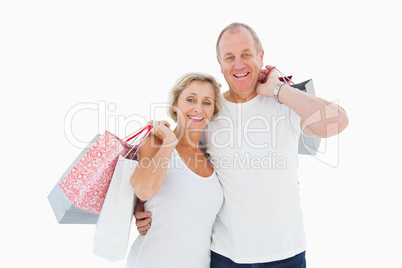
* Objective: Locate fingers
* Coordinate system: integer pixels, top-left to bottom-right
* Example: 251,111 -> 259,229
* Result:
134,200 -> 152,236
135,213 -> 152,236
136,217 -> 151,226
136,218 -> 152,236
135,210 -> 152,220
260,65 -> 278,83
138,223 -> 151,232
155,120 -> 171,128
136,217 -> 152,230
152,120 -> 171,133
264,65 -> 275,71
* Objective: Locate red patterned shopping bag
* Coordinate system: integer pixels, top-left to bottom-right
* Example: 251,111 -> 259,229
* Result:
58,125 -> 152,215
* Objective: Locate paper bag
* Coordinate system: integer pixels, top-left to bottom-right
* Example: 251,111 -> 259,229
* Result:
48,135 -> 101,224
93,156 -> 138,261
291,79 -> 321,155
58,131 -> 131,214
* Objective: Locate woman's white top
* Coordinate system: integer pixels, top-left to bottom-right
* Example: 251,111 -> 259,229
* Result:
127,149 -> 224,268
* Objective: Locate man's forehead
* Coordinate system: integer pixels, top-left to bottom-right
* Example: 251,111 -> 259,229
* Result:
219,27 -> 256,54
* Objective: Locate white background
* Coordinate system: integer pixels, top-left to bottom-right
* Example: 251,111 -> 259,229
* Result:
1,0 -> 401,267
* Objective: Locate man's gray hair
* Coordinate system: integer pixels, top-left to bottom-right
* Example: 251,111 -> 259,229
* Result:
216,22 -> 264,59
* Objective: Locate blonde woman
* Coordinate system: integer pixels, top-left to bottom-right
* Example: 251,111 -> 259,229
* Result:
126,73 -> 223,268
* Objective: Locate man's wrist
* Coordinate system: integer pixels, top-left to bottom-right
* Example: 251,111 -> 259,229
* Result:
273,82 -> 285,104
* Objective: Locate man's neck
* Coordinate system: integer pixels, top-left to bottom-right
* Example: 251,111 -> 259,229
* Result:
223,90 -> 257,103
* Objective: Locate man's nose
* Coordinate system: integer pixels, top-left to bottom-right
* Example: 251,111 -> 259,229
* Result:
234,58 -> 244,69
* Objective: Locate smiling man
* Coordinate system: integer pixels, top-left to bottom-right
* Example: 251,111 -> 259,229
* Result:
204,22 -> 348,267
217,25 -> 264,103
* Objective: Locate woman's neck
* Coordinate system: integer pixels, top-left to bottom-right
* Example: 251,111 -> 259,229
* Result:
174,127 -> 202,151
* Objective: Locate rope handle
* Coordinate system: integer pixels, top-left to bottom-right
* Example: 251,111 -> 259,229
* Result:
125,124 -> 153,143
262,66 -> 294,85
123,124 -> 154,159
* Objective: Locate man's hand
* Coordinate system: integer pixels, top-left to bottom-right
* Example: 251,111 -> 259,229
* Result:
256,65 -> 280,98
134,199 -> 152,235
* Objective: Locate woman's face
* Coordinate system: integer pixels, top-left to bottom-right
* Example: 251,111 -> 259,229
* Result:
174,80 -> 215,132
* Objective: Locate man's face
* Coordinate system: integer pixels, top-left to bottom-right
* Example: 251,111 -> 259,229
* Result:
217,27 -> 264,95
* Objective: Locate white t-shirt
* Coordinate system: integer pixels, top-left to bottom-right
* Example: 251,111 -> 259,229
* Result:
202,94 -> 306,263
126,149 -> 224,268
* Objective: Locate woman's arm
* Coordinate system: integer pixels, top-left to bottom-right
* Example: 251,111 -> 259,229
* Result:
130,121 -> 178,201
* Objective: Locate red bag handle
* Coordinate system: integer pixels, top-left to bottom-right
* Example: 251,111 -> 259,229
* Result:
125,124 -> 153,143
123,124 -> 154,159
262,66 -> 293,84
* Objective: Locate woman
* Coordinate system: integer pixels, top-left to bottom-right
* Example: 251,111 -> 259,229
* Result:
126,72 -> 223,268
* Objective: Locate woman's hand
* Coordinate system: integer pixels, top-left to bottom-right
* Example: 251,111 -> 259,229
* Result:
151,120 -> 178,146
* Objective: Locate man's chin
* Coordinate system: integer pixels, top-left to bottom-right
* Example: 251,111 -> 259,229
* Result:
230,84 -> 256,94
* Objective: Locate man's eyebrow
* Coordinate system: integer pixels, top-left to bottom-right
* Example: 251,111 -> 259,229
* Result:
223,49 -> 253,57
223,52 -> 234,57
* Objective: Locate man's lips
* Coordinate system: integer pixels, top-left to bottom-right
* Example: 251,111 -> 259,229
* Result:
233,72 -> 249,78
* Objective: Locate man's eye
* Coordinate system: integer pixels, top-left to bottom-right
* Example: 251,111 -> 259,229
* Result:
226,56 -> 234,61
243,54 -> 250,58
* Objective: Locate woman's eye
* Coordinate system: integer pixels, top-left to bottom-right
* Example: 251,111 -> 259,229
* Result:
204,101 -> 211,106
186,98 -> 194,103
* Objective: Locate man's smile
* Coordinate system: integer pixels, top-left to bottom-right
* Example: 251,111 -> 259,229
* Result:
234,72 -> 249,78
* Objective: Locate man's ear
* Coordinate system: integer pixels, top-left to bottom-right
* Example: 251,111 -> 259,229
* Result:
260,50 -> 264,67
217,57 -> 223,73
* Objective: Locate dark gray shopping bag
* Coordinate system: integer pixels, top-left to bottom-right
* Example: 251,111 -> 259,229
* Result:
47,135 -> 100,224
291,79 -> 321,155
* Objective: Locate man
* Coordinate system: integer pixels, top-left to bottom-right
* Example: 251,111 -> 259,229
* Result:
135,22 -> 349,267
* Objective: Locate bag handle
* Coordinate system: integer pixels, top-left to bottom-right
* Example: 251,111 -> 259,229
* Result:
262,66 -> 295,85
123,124 -> 154,159
125,124 -> 153,143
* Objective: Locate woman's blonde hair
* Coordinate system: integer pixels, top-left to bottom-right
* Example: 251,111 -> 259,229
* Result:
168,72 -> 222,122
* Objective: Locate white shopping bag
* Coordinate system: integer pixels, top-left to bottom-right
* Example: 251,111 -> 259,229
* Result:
93,155 -> 138,262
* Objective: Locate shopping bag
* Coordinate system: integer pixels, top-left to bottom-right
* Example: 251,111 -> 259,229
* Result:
47,135 -> 100,224
93,155 -> 139,262
93,125 -> 152,261
48,125 -> 153,223
58,130 -> 131,215
291,79 -> 321,155
270,67 -> 321,155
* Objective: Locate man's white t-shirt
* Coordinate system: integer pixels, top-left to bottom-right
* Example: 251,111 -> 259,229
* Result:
203,94 -> 306,263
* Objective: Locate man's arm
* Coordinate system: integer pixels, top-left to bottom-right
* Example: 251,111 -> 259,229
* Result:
257,65 -> 349,138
